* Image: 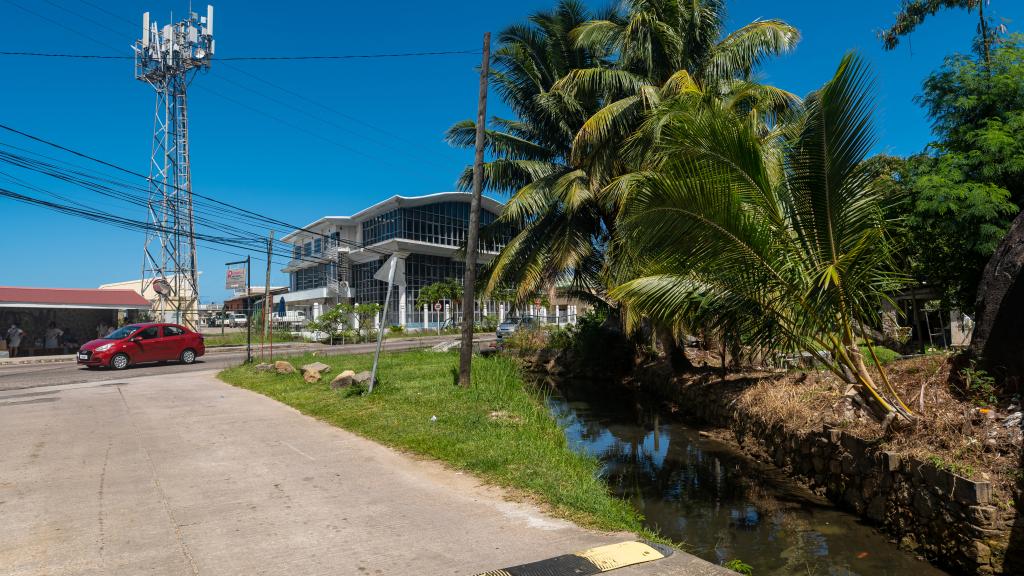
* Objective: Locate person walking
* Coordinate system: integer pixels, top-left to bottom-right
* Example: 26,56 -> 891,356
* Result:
6,323 -> 25,358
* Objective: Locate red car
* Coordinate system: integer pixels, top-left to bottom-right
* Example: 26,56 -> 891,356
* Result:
77,323 -> 205,370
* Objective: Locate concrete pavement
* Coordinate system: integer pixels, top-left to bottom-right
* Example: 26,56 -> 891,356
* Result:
0,335 -> 494,392
0,369 -> 729,575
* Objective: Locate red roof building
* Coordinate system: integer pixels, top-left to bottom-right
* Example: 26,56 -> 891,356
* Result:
0,286 -> 151,310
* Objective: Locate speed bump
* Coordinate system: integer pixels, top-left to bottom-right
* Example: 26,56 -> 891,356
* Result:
475,541 -> 671,576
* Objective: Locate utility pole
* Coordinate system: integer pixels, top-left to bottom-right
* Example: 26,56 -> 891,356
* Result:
459,32 -> 490,388
263,231 -> 274,361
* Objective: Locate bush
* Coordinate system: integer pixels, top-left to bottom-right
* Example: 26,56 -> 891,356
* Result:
859,345 -> 900,366
388,325 -> 404,334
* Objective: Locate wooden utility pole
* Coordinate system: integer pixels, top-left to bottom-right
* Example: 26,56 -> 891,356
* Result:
262,231 -> 274,361
459,32 -> 490,388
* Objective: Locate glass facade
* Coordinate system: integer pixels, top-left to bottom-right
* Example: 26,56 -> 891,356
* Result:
290,261 -> 336,292
352,260 -> 397,318
287,199 -> 513,327
360,201 -> 509,252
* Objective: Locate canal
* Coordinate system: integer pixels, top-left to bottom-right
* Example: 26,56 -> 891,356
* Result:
545,384 -> 951,576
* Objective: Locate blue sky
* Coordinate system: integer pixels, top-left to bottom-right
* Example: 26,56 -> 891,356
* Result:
0,0 -> 1020,302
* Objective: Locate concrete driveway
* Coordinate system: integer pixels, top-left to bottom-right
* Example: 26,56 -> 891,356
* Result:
0,370 -> 728,575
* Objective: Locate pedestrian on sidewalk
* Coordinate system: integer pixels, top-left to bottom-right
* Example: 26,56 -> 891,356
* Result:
6,323 -> 25,358
44,322 -> 64,352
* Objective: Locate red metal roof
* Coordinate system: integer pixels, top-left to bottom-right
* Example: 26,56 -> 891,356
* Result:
0,286 -> 150,309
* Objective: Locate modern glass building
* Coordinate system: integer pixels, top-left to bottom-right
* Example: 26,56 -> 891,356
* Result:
280,192 -> 512,328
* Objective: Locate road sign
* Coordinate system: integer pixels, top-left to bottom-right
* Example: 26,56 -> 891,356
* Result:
433,302 -> 442,312
225,268 -> 246,290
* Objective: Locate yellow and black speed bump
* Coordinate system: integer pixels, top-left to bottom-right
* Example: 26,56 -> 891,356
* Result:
475,540 -> 672,576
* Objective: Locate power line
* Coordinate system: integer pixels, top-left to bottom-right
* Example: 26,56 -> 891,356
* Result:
0,123 -> 390,257
0,49 -> 480,60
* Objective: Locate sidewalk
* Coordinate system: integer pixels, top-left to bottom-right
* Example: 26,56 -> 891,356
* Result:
0,370 -> 729,575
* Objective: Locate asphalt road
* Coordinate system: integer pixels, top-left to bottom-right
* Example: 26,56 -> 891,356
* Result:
0,335 -> 493,392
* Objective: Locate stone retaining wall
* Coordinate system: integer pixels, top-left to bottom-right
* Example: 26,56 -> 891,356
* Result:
639,364 -> 1018,575
522,350 -> 1020,575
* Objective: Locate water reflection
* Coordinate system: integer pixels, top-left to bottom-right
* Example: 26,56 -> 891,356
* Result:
546,389 -> 950,576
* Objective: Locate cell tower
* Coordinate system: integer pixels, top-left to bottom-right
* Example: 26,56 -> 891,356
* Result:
134,6 -> 215,328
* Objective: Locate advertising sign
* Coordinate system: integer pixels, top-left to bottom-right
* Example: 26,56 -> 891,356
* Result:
225,268 -> 246,290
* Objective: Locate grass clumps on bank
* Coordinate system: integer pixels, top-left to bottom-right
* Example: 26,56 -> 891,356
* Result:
202,330 -> 303,347
218,350 -> 649,536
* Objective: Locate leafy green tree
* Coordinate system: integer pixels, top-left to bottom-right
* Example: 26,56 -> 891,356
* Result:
879,0 -> 1006,66
875,36 -> 1024,310
415,278 -> 463,308
353,303 -> 382,341
307,302 -> 355,344
611,54 -> 913,419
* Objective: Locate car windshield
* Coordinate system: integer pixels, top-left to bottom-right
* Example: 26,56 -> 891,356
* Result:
499,320 -> 519,328
104,325 -> 142,340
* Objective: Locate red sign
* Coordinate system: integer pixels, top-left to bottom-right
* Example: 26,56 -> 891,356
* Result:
433,302 -> 442,312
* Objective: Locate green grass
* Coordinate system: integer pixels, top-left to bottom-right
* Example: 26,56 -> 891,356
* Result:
202,331 -> 303,347
218,350 -> 651,536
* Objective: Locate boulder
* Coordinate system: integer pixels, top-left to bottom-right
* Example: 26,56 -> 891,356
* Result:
301,362 -> 331,374
274,360 -> 296,374
303,369 -> 323,384
330,370 -> 357,389
254,363 -> 274,372
352,371 -> 372,385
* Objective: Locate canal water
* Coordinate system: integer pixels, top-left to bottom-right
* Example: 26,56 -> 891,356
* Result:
545,385 -> 951,576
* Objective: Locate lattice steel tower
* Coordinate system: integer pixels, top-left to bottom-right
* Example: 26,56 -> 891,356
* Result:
134,6 -> 215,328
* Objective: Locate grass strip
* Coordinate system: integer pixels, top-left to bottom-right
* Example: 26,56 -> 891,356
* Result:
218,350 -> 652,537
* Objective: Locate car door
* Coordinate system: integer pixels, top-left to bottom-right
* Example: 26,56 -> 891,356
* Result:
160,325 -> 187,361
130,325 -> 162,362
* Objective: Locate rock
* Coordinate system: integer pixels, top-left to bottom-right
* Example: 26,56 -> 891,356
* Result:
330,370 -> 356,389
301,362 -> 331,374
352,371 -> 372,384
254,363 -> 274,372
273,360 -> 296,374
1002,411 -> 1022,428
303,369 -> 322,384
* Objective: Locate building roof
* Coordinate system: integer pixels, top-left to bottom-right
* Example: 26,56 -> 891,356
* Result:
281,192 -> 506,243
0,286 -> 152,310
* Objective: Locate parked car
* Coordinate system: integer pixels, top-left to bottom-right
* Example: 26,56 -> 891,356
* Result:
76,323 -> 206,370
496,316 -> 538,341
222,312 -> 248,327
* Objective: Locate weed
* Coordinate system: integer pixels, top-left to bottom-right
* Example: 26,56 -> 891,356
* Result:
958,359 -> 998,407
723,559 -> 754,575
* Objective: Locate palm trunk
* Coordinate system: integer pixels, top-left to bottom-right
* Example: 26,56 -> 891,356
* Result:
655,322 -> 694,373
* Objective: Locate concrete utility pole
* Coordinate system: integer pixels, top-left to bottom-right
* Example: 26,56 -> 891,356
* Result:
459,32 -> 490,388
262,231 -> 274,361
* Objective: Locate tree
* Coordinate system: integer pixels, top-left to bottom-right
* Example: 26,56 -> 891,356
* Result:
876,36 -> 1024,311
971,209 -> 1024,383
307,302 -> 355,344
611,54 -> 913,420
445,0 -> 611,303
416,279 -> 463,308
879,1 -> 1006,66
353,303 -> 382,341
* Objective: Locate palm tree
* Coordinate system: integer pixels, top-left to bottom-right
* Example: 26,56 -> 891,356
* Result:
570,0 -> 799,87
610,54 -> 913,420
879,1 -> 1005,66
445,0 -> 614,302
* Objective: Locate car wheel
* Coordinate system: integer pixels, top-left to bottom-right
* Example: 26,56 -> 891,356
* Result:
110,353 -> 130,370
180,348 -> 197,365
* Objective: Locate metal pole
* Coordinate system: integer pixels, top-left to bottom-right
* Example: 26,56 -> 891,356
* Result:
458,31 -> 491,387
369,257 -> 397,394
